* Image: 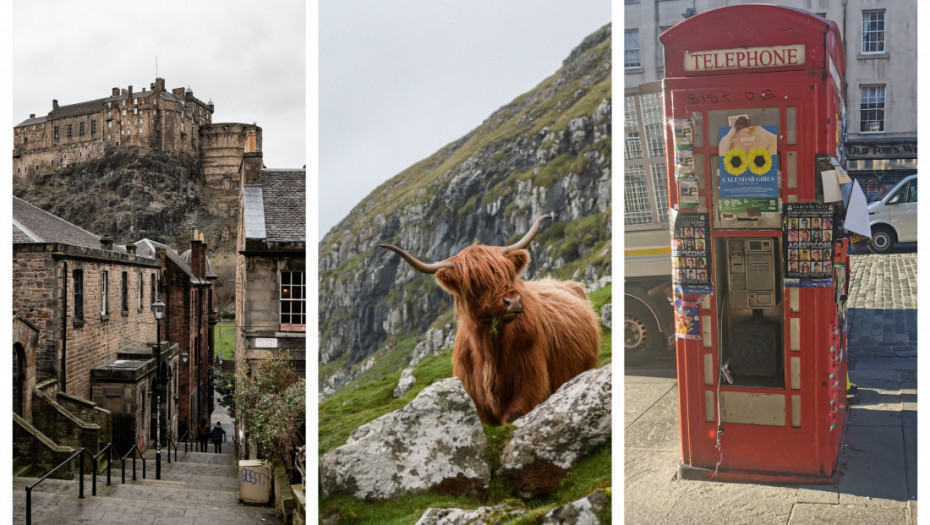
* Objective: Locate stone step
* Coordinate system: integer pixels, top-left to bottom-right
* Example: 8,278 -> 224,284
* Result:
13,475 -> 282,523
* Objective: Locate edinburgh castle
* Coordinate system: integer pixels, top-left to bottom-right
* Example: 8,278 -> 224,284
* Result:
13,77 -> 261,190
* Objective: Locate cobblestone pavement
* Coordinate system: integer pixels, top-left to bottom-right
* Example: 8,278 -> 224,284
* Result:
625,248 -> 917,524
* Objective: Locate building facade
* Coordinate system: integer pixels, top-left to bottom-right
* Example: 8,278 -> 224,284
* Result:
624,0 -> 917,184
235,147 -> 306,459
13,197 -> 176,456
135,232 -> 218,438
13,77 -> 262,190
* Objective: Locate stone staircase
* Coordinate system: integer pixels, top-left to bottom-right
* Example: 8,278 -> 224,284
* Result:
12,444 -> 283,524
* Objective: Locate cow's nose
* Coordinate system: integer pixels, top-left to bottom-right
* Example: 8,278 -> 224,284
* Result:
503,295 -> 523,314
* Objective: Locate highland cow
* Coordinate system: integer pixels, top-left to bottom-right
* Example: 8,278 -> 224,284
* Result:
381,214 -> 600,425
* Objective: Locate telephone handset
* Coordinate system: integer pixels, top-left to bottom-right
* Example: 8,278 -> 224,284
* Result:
726,238 -> 776,308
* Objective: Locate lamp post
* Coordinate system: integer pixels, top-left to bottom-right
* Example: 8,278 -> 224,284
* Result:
151,299 -> 165,480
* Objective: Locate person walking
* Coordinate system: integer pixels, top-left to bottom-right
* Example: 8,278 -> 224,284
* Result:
197,419 -> 210,452
211,421 -> 226,453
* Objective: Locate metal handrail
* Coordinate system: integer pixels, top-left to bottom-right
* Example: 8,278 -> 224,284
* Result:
119,445 -> 147,484
92,443 -> 113,495
170,430 -> 193,461
25,447 -> 94,525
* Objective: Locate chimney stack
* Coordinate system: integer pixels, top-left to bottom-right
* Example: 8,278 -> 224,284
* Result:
128,85 -> 133,96
29,114 -> 35,119
100,234 -> 113,250
113,87 -> 120,96
246,131 -> 257,153
52,100 -> 59,111
190,229 -> 206,279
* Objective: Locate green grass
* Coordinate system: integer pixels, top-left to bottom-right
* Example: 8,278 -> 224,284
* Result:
319,285 -> 613,521
214,321 -> 235,360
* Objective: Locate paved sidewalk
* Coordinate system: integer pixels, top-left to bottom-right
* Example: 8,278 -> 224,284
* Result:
625,250 -> 917,524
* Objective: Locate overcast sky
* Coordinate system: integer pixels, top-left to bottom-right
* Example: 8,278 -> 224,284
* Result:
11,0 -> 305,171
319,1 -> 610,235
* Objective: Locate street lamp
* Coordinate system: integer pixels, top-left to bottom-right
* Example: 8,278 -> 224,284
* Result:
151,299 -> 165,479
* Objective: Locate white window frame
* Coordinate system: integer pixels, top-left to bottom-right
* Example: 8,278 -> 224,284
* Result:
859,84 -> 886,134
279,271 -> 306,331
861,10 -> 886,55
625,29 -> 641,69
100,270 -> 109,316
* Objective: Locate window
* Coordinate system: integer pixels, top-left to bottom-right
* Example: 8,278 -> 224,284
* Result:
91,120 -> 96,134
860,85 -> 886,133
862,10 -> 885,54
625,30 -> 641,69
108,121 -> 112,129
73,270 -> 84,320
79,122 -> 85,136
54,126 -> 59,140
280,271 -> 306,330
138,272 -> 143,309
67,124 -> 72,138
100,271 -> 109,315
121,271 -> 128,312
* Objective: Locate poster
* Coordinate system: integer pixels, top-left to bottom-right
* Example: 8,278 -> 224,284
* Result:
672,212 -> 712,295
672,119 -> 699,209
783,203 -> 836,287
674,297 -> 702,340
718,114 -> 778,213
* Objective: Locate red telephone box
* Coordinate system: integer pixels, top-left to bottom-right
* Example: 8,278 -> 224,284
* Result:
660,5 -> 850,483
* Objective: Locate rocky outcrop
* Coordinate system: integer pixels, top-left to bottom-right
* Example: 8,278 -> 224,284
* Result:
320,378 -> 489,501
319,25 -> 612,395
416,503 -> 526,525
393,367 -> 416,398
600,303 -> 612,330
498,365 -> 612,498
542,490 -> 609,525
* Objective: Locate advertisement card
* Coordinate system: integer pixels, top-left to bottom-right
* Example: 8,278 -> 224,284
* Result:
783,203 -> 836,287
672,213 -> 712,295
718,114 -> 778,213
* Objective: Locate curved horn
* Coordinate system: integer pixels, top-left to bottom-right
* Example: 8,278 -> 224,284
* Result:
502,214 -> 553,254
380,244 -> 454,274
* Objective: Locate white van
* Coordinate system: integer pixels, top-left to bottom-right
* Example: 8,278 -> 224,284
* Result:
867,174 -> 917,253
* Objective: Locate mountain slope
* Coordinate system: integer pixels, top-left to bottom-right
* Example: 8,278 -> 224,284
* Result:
319,24 -> 612,394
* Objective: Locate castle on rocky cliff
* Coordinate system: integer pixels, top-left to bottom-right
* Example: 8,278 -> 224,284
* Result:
13,77 -> 261,189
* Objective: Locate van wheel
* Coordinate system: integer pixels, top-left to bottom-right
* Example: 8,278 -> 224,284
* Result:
625,299 -> 660,364
869,226 -> 895,254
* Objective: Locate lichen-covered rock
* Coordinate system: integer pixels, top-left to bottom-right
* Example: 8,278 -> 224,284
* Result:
320,377 -> 490,501
393,367 -> 417,398
498,365 -> 611,498
415,503 -> 526,525
600,303 -> 612,330
542,490 -> 609,524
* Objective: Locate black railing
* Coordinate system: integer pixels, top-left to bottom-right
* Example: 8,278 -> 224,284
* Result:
170,431 -> 193,461
91,443 -> 113,496
25,446 -> 102,525
119,445 -> 147,484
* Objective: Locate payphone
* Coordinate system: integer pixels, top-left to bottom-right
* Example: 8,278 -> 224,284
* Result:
661,5 -> 849,483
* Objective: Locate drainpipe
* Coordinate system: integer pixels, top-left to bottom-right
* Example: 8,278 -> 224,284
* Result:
61,261 -> 68,393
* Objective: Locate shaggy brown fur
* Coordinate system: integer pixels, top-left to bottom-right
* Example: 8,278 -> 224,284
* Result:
434,245 -> 600,425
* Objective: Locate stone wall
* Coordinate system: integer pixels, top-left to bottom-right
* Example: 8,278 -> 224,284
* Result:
12,244 -> 160,401
57,391 -> 111,449
200,123 -> 263,190
31,392 -> 100,452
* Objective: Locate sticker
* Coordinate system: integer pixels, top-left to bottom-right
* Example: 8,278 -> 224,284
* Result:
783,203 -> 836,288
672,213 -> 712,295
674,297 -> 702,340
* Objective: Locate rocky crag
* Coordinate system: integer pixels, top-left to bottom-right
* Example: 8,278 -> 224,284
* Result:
319,24 -> 612,394
13,146 -> 239,263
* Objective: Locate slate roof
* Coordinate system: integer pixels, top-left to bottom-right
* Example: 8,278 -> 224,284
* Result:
15,115 -> 47,128
135,239 -> 211,285
50,97 -> 108,119
180,248 -> 218,279
259,169 -> 306,242
13,197 -> 104,250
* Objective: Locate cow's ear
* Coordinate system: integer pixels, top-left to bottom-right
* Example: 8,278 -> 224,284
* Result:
435,268 -> 460,293
506,249 -> 530,274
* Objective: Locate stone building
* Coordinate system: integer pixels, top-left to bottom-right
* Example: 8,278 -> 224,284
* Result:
13,197 -> 179,460
134,232 -> 218,438
12,77 -> 262,190
623,0 -> 917,185
234,147 -> 306,459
